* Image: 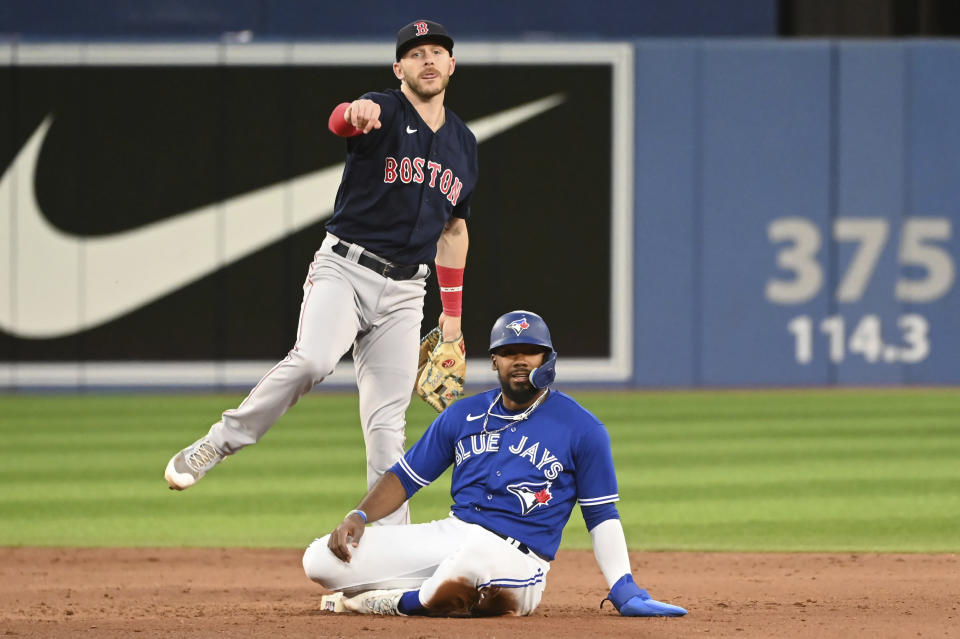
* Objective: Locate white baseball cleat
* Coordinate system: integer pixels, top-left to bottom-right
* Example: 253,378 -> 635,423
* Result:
320,592 -> 346,613
341,589 -> 406,616
164,435 -> 225,490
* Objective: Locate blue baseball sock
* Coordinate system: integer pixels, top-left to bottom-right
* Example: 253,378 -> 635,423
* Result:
398,589 -> 427,616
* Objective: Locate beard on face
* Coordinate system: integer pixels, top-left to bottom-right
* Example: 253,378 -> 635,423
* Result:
499,369 -> 540,406
406,71 -> 449,99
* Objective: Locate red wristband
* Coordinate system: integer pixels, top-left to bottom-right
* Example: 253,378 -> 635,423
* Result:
436,265 -> 464,317
328,102 -> 362,138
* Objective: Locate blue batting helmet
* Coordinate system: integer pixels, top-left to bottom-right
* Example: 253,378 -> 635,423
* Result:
489,310 -> 557,389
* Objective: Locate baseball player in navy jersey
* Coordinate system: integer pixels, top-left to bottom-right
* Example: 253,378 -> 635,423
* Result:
301,311 -> 688,618
164,19 -> 476,527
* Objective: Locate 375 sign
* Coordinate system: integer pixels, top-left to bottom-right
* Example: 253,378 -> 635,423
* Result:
766,216 -> 955,365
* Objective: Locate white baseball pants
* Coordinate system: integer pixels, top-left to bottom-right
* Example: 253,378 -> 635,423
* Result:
302,515 -> 550,616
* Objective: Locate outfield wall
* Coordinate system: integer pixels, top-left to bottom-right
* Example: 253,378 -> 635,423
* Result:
0,40 -> 958,389
634,41 -> 960,387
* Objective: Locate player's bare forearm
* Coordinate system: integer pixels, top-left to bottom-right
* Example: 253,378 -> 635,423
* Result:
436,217 -> 468,268
355,471 -> 408,523
436,218 -> 468,341
327,471 -> 408,562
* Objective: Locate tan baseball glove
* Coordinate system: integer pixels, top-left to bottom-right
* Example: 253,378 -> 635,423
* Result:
415,328 -> 466,412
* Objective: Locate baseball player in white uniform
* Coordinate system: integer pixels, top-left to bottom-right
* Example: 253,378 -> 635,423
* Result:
301,311 -> 688,618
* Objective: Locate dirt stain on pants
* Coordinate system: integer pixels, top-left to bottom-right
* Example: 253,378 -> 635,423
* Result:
425,578 -> 518,617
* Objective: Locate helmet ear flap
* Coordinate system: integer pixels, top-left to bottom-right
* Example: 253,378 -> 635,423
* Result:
529,351 -> 557,389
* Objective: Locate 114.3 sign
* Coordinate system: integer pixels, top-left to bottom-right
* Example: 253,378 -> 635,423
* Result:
766,216 -> 955,365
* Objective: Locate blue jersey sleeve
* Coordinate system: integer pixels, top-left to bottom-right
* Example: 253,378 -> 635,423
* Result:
581,502 -> 620,531
573,421 -> 620,508
450,141 -> 477,220
389,411 -> 458,499
361,90 -> 398,126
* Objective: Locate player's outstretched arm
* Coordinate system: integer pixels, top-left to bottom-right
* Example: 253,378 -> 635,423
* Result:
327,99 -> 382,137
589,518 -> 687,617
346,98 -> 382,134
327,471 -> 407,562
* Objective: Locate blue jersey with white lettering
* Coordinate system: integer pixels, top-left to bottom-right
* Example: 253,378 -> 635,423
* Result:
390,389 -> 620,560
325,89 -> 478,266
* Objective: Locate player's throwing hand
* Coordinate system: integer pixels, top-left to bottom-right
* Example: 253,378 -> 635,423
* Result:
345,99 -> 382,133
164,19 -> 475,533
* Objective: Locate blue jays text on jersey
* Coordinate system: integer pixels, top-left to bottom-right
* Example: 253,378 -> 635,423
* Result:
390,389 -> 621,560
325,89 -> 479,266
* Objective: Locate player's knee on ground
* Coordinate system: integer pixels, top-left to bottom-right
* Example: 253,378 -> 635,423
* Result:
473,585 -> 519,616
423,579 -> 519,617
422,577 -> 480,616
420,540 -> 521,616
302,536 -> 348,589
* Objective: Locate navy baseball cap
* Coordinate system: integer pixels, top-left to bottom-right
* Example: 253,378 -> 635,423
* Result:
396,20 -> 454,61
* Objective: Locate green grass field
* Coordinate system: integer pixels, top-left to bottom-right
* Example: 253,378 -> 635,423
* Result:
1,388 -> 957,552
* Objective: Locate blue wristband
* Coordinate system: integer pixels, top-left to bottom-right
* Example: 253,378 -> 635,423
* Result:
347,509 -> 367,524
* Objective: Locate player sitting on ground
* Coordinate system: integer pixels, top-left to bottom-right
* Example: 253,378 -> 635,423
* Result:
301,310 -> 687,618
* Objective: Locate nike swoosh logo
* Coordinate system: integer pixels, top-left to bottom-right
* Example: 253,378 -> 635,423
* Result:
0,93 -> 565,338
406,125 -> 418,134
466,413 -> 485,421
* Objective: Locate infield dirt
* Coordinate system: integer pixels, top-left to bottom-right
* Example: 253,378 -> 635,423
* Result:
1,548 -> 956,638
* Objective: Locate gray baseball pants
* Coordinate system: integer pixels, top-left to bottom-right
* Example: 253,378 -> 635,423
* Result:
206,233 -> 428,525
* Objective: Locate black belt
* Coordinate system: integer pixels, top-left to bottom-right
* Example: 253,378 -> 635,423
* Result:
331,241 -> 421,281
487,528 -> 549,562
